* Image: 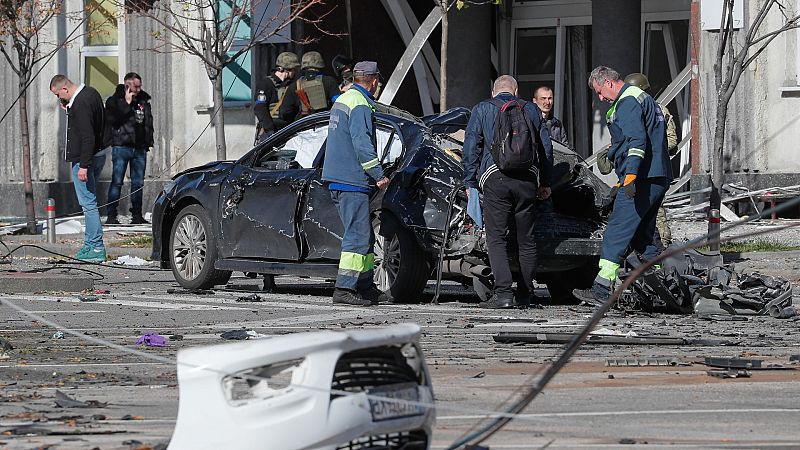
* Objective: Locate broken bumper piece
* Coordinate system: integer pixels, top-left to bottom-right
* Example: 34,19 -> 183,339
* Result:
169,323 -> 435,450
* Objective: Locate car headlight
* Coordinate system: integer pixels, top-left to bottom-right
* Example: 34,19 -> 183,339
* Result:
221,358 -> 305,406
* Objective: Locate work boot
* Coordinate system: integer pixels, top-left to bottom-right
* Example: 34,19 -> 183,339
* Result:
360,285 -> 392,305
572,282 -> 612,307
332,288 -> 372,307
131,215 -> 149,225
479,292 -> 514,309
105,215 -> 119,225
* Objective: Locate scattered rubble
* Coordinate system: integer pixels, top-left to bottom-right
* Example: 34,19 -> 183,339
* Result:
135,333 -> 166,347
54,390 -> 107,408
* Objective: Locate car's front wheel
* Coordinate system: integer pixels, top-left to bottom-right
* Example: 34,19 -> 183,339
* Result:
373,213 -> 429,303
169,204 -> 231,290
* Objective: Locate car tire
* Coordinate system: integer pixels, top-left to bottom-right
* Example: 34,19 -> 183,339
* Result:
373,213 -> 429,304
544,258 -> 598,304
169,204 -> 231,290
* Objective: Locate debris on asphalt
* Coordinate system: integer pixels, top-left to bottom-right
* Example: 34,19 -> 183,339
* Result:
769,304 -> 799,319
136,333 -> 167,347
236,293 -> 263,302
54,390 -> 108,408
78,295 -> 99,302
219,329 -> 268,340
616,249 -> 794,316
606,357 -> 689,367
494,332 -> 738,346
169,334 -> 184,341
707,369 -> 752,378
52,331 -> 65,339
113,255 -> 151,266
166,288 -> 214,295
0,336 -> 14,358
704,357 -> 762,369
471,371 -> 486,378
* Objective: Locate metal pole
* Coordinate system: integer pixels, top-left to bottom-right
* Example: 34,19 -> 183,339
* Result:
708,208 -> 720,252
46,198 -> 56,244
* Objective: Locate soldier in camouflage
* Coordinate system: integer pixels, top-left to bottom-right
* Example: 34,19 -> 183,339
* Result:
254,52 -> 299,143
279,51 -> 340,124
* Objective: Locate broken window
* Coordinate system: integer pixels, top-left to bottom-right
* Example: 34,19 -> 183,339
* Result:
256,124 -> 328,169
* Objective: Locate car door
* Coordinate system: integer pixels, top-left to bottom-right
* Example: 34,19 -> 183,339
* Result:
218,122 -> 329,261
300,122 -> 403,261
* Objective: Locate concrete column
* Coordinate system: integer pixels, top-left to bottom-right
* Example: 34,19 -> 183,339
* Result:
445,4 -> 492,109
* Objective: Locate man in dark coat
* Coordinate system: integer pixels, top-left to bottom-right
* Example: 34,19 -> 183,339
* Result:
50,74 -> 106,262
104,72 -> 154,224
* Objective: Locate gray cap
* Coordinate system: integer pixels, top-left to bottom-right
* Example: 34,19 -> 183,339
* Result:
353,61 -> 380,76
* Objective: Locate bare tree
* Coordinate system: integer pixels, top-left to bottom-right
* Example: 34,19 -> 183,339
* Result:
0,0 -> 88,234
124,0 -> 324,160
709,0 -> 800,247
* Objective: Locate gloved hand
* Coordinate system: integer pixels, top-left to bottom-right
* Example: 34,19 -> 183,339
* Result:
622,174 -> 637,198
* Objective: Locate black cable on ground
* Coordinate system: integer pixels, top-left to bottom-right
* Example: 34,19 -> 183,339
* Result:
448,194 -> 800,449
0,243 -> 167,272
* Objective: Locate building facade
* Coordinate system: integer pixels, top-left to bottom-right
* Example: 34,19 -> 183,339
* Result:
0,0 -> 798,220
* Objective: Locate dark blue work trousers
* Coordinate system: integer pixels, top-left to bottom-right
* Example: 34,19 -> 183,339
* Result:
330,190 -> 375,291
601,177 -> 668,264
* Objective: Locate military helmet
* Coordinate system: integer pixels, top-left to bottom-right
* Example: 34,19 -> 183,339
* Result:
301,51 -> 325,69
275,52 -> 300,69
624,72 -> 651,91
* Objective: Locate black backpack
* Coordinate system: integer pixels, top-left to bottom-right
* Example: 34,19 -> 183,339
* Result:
489,98 -> 538,173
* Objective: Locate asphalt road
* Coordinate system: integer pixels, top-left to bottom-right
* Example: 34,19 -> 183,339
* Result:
1,257 -> 800,449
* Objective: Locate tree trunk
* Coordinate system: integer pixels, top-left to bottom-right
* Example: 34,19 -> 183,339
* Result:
708,96 -> 728,249
19,88 -> 36,234
212,75 -> 227,160
439,1 -> 448,112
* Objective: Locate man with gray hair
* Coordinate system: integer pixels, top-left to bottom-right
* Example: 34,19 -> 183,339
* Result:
462,75 -> 554,309
573,65 -> 672,306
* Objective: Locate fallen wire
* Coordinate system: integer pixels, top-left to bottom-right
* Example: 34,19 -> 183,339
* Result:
0,243 -> 167,272
447,194 -> 800,449
1,198 -> 799,441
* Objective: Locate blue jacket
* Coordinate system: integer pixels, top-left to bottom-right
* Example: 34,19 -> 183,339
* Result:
606,83 -> 673,182
321,84 -> 384,189
462,93 -> 554,190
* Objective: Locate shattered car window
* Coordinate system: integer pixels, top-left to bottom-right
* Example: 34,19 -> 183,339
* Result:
278,125 -> 329,169
377,127 -> 403,164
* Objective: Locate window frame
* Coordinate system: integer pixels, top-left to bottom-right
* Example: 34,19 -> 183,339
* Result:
80,1 -> 125,96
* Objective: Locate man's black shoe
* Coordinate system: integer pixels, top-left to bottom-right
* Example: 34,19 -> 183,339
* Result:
131,215 -> 149,224
572,282 -> 612,307
360,285 -> 392,305
105,216 -> 120,225
479,293 -> 514,309
332,288 -> 372,306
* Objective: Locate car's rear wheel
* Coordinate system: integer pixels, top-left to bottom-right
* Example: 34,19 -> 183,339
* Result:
373,213 -> 429,303
169,204 -> 231,289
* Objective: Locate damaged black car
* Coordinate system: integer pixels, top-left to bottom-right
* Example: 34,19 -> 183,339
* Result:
151,105 -> 611,303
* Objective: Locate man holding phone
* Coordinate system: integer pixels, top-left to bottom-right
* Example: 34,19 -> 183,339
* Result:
104,72 -> 154,224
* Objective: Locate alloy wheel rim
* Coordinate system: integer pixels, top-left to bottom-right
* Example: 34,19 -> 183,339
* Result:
374,232 -> 401,291
172,214 -> 207,281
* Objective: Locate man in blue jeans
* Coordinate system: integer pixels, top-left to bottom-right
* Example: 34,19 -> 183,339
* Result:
321,61 -> 390,306
104,72 -> 154,224
50,75 -> 106,262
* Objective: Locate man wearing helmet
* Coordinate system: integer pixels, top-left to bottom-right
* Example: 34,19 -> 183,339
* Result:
254,52 -> 299,143
279,51 -> 340,124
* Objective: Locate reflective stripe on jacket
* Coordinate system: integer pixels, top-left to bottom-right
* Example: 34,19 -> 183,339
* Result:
605,83 -> 673,183
321,85 -> 385,189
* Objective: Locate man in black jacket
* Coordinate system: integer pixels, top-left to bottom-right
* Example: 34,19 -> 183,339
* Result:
50,74 -> 106,262
462,75 -> 554,309
253,52 -> 299,143
104,72 -> 154,224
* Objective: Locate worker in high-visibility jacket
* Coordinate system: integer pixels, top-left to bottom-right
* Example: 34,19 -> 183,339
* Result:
574,65 -> 673,305
321,61 -> 390,307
